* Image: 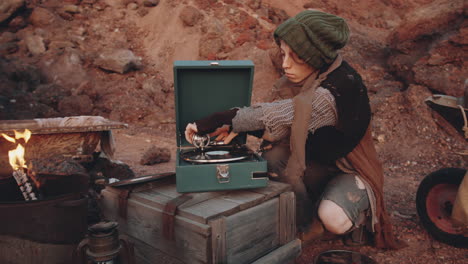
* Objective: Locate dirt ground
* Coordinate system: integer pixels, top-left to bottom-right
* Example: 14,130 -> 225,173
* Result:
111,124 -> 467,264
1,0 -> 467,263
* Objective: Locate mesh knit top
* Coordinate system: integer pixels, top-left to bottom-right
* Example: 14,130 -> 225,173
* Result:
231,87 -> 337,141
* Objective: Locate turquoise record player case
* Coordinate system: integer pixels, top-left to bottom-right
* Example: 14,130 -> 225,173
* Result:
173,60 -> 268,193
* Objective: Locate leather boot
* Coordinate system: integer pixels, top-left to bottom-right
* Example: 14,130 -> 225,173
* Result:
343,225 -> 371,246
298,218 -> 340,246
295,192 -> 315,230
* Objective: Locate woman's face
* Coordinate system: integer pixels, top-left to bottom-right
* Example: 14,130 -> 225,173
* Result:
279,40 -> 315,83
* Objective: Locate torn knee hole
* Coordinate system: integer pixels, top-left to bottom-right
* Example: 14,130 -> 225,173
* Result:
354,176 -> 365,189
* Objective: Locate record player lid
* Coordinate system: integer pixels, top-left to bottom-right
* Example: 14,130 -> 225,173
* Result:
173,60 -> 254,147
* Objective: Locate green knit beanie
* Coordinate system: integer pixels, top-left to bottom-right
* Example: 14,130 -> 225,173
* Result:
274,10 -> 349,69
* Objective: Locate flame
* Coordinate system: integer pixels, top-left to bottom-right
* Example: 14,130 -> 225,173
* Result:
1,129 -> 32,171
2,133 -> 15,143
8,144 -> 26,170
14,129 -> 31,143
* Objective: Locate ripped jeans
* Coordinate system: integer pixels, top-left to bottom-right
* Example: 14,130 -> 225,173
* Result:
262,141 -> 369,230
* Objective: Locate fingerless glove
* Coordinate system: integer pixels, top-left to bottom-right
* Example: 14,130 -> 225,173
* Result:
195,108 -> 239,134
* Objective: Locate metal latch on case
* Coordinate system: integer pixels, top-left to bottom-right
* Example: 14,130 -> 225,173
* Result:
216,164 -> 230,183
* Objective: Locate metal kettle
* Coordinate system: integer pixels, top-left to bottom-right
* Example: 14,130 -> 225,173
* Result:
74,221 -> 135,264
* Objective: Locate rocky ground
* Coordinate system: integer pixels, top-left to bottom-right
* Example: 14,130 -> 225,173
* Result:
1,0 -> 467,263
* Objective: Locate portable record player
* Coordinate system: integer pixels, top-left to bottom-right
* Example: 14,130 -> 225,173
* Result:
174,60 -> 268,193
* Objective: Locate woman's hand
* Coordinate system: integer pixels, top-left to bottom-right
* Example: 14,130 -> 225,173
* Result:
209,125 -> 239,144
209,125 -> 230,140
186,123 -> 239,145
185,123 -> 198,144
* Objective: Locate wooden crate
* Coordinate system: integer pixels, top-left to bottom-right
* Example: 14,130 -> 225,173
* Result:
99,178 -> 301,264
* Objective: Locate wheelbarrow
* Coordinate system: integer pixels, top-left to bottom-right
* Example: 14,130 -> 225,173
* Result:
416,84 -> 468,248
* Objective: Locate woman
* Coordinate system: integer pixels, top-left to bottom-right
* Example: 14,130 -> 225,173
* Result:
185,10 -> 401,249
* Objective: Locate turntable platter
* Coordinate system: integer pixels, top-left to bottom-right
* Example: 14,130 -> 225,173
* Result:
180,147 -> 250,164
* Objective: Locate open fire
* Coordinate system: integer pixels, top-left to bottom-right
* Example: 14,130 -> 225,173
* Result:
0,116 -> 130,264
1,129 -> 39,201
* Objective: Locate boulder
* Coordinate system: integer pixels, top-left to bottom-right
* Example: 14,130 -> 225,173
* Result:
0,0 -> 24,24
143,0 -> 160,7
94,48 -> 142,74
0,42 -> 18,55
29,7 -> 56,27
33,84 -> 70,109
388,0 -> 464,51
386,0 -> 466,95
48,40 -> 76,51
64,0 -> 82,4
179,5 -> 203,27
198,32 -> 223,59
140,146 -> 171,165
0,57 -> 42,89
142,77 -> 168,98
0,32 -> 17,43
39,49 -> 88,89
8,16 -> 27,32
24,33 -> 46,56
58,94 -> 94,116
413,53 -> 467,96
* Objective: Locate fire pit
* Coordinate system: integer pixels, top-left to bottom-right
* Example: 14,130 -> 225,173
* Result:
0,116 -> 127,178
0,167 -> 88,263
0,192 -> 88,263
0,190 -> 87,243
0,116 -> 127,264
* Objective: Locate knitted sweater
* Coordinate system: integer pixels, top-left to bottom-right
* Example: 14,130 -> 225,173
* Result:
231,87 -> 337,139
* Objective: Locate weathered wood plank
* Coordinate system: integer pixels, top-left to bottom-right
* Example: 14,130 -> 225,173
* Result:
132,189 -> 229,224
123,199 -> 210,264
178,188 -> 279,223
147,181 -> 181,198
179,192 -> 229,209
181,197 -> 242,224
107,185 -> 234,225
225,199 -> 280,264
104,177 -> 177,213
219,190 -> 266,211
129,175 -> 176,193
210,217 -> 226,264
0,117 -> 127,134
279,191 -> 296,245
126,235 -> 184,264
101,189 -> 211,236
131,190 -> 172,211
251,181 -> 291,200
251,239 -> 301,264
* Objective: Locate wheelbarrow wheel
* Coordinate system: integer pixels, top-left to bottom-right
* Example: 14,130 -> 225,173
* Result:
416,167 -> 468,248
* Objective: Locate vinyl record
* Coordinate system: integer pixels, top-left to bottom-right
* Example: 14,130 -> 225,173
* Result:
180,147 -> 250,164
